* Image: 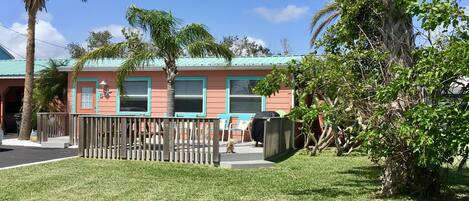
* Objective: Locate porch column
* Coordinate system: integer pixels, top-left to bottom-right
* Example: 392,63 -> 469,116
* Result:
0,89 -> 4,130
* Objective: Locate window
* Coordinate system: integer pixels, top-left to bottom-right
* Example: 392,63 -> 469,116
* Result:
175,78 -> 205,115
81,87 -> 93,109
228,78 -> 264,113
119,79 -> 150,113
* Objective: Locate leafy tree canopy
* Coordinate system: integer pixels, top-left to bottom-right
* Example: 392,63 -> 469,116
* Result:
221,36 -> 271,56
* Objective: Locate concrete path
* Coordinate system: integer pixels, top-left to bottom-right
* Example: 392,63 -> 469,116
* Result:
1,138 -> 41,147
0,145 -> 77,169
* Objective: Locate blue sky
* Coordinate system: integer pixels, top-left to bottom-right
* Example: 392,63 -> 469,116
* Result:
0,0 -> 333,58
0,0 -> 467,59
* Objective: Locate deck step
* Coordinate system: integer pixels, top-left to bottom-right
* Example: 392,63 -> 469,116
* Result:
220,160 -> 274,169
41,141 -> 70,149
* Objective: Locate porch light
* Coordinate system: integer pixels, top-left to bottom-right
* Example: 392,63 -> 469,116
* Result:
99,80 -> 111,99
99,80 -> 107,87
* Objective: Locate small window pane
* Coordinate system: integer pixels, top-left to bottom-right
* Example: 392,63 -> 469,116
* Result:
175,79 -> 204,113
120,96 -> 148,112
230,97 -> 262,113
230,80 -> 259,95
81,87 -> 93,109
123,81 -> 148,95
175,80 -> 203,95
120,80 -> 149,112
175,98 -> 203,113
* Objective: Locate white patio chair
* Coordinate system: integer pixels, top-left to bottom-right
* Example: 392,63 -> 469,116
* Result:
228,115 -> 252,143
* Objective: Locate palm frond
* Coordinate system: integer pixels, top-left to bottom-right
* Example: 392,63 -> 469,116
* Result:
116,50 -> 156,94
310,12 -> 340,47
72,42 -> 128,82
176,24 -> 214,46
126,5 -> 179,37
310,2 -> 340,33
186,40 -> 233,62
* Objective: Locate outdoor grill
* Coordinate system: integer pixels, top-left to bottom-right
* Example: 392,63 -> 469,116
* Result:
250,111 -> 280,146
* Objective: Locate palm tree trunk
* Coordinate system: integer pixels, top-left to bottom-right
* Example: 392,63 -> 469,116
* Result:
166,81 -> 175,117
379,0 -> 419,197
18,10 -> 37,140
165,60 -> 177,117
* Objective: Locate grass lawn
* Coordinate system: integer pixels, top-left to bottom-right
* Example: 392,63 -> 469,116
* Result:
0,151 -> 467,201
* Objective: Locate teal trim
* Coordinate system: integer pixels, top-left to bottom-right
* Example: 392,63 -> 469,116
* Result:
71,78 -> 99,113
116,77 -> 152,116
225,76 -> 266,117
174,76 -> 207,117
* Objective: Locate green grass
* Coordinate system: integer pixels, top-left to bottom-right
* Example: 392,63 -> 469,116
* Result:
0,151 -> 467,201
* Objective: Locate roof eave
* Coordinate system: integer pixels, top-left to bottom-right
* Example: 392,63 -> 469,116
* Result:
58,64 -> 289,72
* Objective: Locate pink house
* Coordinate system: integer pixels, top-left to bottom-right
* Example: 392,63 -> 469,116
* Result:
60,56 -> 301,118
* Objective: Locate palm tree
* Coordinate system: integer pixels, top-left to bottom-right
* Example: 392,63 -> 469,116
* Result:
33,60 -> 68,113
73,5 -> 233,117
19,0 -> 87,140
310,2 -> 340,47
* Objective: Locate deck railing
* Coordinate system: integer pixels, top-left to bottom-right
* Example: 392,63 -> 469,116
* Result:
263,117 -> 295,161
37,112 -> 69,143
79,116 -> 220,166
68,113 -> 83,145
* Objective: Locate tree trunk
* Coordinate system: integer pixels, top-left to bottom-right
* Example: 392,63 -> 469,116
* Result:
166,81 -> 175,117
380,157 -> 408,197
379,0 -> 419,196
18,10 -> 37,140
165,59 -> 177,117
458,151 -> 468,172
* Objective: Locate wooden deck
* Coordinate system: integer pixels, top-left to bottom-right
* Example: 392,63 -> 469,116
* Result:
37,113 -> 295,167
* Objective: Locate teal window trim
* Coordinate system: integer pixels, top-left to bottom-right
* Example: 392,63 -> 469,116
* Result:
225,76 -> 266,117
71,78 -> 99,113
116,77 -> 152,116
174,76 -> 207,117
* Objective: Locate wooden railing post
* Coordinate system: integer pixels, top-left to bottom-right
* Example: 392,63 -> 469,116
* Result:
212,119 -> 220,166
37,113 -> 42,143
69,114 -> 73,145
263,119 -> 267,160
78,116 -> 85,157
63,114 -> 68,139
120,117 -> 127,159
163,119 -> 170,161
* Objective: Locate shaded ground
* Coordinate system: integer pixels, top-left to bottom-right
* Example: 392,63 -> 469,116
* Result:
0,145 -> 77,168
0,150 -> 467,201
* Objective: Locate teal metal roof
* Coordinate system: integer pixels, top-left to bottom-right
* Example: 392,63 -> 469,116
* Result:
0,55 -> 303,77
0,59 -> 57,78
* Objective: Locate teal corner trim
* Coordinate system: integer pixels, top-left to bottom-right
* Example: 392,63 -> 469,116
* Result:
225,76 -> 266,117
116,77 -> 152,116
174,76 -> 207,117
71,78 -> 99,113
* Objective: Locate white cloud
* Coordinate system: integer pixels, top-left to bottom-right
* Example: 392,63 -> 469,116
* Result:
254,5 -> 309,23
0,12 -> 68,59
92,24 -> 125,40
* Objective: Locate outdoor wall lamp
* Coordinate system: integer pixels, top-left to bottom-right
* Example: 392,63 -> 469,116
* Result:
99,80 -> 111,99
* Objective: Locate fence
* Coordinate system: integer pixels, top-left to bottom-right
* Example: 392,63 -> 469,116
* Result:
37,112 -> 69,143
79,116 -> 220,166
263,117 -> 295,161
68,113 -> 81,145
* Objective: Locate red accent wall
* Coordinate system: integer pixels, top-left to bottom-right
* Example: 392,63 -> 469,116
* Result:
0,79 -> 24,129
